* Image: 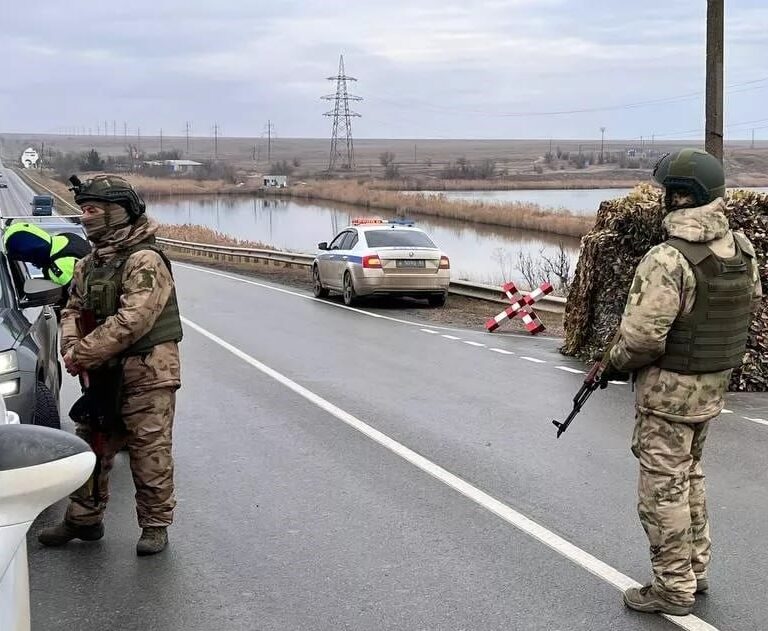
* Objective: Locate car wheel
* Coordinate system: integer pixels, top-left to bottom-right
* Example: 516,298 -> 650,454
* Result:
33,382 -> 61,429
428,293 -> 447,307
313,266 -> 329,298
342,272 -> 357,306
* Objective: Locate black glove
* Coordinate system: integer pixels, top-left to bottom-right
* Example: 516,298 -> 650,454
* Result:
599,362 -> 630,389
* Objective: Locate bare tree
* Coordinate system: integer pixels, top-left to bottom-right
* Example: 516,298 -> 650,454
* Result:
491,248 -> 516,282
516,250 -> 550,290
539,242 -> 572,292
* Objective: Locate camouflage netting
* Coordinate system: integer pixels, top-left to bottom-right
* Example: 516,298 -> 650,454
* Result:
561,183 -> 768,392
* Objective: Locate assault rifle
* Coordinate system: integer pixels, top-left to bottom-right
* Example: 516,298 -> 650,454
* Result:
552,332 -> 622,439
69,310 -> 124,503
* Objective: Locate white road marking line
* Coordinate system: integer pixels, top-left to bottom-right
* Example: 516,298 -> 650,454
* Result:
742,416 -> 768,426
463,341 -> 486,347
609,381 -> 629,386
556,366 -> 585,374
489,348 -> 514,355
176,263 -> 480,334
183,316 -> 720,631
442,334 -> 461,340
721,409 -> 734,414
520,356 -> 546,364
420,329 -> 439,334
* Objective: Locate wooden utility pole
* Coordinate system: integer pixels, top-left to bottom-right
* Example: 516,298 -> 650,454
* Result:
705,0 -> 724,162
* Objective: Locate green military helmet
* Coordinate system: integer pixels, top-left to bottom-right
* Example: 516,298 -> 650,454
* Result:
68,174 -> 146,220
651,148 -> 725,206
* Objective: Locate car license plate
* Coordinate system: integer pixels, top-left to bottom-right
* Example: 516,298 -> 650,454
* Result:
396,259 -> 426,268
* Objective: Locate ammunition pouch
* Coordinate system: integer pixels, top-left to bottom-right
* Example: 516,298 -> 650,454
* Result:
69,361 -> 126,435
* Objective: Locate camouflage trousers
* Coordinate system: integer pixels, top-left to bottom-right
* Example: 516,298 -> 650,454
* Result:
632,412 -> 710,606
66,387 -> 177,528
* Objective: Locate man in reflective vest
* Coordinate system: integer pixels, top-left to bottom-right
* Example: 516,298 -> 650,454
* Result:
37,175 -> 183,556
3,222 -> 90,289
603,149 -> 762,615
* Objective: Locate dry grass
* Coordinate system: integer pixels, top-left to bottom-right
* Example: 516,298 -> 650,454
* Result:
156,224 -> 274,250
116,174 -> 262,196
279,180 -> 595,238
371,177 -> 645,191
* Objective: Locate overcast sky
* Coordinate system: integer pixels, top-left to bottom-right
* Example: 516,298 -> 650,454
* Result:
1,1 -> 766,141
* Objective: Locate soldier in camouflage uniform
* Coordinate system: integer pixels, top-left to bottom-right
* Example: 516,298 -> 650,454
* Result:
604,149 -> 761,615
38,175 -> 182,556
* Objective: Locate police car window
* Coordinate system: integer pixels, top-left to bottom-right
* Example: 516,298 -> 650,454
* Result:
329,232 -> 348,250
25,262 -> 45,279
340,232 -> 358,250
365,230 -> 436,248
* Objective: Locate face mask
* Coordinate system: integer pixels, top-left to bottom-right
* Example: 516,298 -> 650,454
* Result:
105,206 -> 131,229
82,205 -> 131,241
82,212 -> 108,241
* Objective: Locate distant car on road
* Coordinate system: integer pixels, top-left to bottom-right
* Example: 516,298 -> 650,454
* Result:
0,179 -> 7,189
31,195 -> 55,216
312,218 -> 450,307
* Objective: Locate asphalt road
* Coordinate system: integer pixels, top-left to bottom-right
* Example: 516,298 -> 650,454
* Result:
26,249 -> 768,629
0,157 -> 38,216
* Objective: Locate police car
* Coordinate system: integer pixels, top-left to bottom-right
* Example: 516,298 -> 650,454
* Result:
312,218 -> 450,306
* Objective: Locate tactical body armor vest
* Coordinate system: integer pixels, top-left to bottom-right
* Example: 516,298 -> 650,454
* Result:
657,233 -> 754,374
84,238 -> 183,356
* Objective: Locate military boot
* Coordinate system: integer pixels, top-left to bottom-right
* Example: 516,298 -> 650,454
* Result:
623,585 -> 693,616
136,527 -> 168,556
696,577 -> 709,594
38,521 -> 104,547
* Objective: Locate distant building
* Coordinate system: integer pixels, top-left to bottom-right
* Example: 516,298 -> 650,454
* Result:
144,159 -> 203,174
263,175 -> 288,188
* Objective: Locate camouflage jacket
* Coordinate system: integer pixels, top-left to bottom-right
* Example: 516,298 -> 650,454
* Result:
609,199 -> 761,423
61,218 -> 181,393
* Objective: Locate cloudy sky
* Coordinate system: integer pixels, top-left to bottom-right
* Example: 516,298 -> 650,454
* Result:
2,0 -> 766,141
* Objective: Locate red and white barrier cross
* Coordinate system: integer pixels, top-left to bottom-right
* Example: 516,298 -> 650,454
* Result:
485,281 -> 554,335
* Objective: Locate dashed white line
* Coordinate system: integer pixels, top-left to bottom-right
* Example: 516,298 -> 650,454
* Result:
174,263 -> 486,331
556,366 -> 585,374
184,316 -> 720,631
721,409 -> 734,414
178,262 -> 758,436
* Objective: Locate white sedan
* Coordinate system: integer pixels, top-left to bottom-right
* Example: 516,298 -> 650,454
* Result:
312,219 -> 451,306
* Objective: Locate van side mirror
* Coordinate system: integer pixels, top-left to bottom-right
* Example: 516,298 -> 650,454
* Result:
318,242 -> 329,251
20,279 -> 63,308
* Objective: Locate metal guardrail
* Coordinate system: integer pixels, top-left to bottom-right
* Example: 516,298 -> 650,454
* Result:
7,170 -> 565,314
157,237 -> 566,314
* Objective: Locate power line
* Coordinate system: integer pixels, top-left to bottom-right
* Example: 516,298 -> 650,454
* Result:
365,75 -> 768,119
322,54 -> 362,171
